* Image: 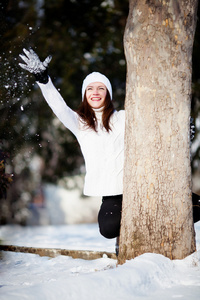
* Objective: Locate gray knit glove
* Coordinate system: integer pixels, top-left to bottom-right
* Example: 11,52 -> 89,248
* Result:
190,117 -> 195,142
19,48 -> 52,84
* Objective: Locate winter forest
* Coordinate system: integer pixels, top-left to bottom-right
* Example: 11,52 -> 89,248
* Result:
1,1 -> 200,299
0,0 -> 200,225
0,0 -> 129,224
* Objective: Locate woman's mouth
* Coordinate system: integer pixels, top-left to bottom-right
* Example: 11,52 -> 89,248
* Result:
91,97 -> 101,101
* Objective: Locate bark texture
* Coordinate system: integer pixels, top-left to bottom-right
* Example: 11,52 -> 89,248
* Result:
118,0 -> 198,264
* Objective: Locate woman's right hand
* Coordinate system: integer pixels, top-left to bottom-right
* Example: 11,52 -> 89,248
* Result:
19,48 -> 52,84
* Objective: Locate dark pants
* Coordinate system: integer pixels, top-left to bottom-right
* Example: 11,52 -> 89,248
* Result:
98,195 -> 122,239
98,193 -> 200,239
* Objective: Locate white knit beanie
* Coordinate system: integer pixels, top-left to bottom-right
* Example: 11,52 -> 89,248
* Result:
82,72 -> 112,100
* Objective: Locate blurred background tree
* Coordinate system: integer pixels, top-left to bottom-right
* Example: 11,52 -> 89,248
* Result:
0,0 -> 199,224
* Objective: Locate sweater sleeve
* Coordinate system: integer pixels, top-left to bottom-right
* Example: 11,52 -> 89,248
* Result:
37,77 -> 79,137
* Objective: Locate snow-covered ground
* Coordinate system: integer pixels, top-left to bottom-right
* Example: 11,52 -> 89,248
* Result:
0,222 -> 200,300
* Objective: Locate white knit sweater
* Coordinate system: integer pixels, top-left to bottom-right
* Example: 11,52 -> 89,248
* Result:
37,78 -> 125,197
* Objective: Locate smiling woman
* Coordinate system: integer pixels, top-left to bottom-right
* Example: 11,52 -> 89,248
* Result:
85,82 -> 107,109
77,72 -> 115,132
19,49 -> 125,255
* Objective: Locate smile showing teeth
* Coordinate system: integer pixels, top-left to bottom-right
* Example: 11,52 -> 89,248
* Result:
85,82 -> 107,108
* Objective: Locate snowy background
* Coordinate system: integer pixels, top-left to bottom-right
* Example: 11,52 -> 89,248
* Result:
0,221 -> 200,300
27,180 -> 102,226
1,157 -> 200,300
1,3 -> 200,299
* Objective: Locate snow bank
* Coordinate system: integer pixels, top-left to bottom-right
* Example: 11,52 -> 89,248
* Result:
0,222 -> 200,300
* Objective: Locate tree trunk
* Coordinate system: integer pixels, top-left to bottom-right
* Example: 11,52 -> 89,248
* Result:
118,0 -> 198,264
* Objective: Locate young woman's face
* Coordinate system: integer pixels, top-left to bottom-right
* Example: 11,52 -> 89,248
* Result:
85,82 -> 107,109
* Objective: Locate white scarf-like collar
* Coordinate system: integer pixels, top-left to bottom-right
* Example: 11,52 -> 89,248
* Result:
92,107 -> 104,121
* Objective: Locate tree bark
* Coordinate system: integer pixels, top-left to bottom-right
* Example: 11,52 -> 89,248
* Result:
118,0 -> 198,264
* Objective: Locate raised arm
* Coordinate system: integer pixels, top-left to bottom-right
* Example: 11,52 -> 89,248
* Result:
37,78 -> 79,137
19,48 -> 79,137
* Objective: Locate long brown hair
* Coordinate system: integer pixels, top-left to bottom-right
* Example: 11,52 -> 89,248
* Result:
76,91 -> 114,132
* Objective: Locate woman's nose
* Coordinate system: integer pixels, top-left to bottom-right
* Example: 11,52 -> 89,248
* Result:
93,89 -> 99,94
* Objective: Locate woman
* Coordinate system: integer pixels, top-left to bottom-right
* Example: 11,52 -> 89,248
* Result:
19,49 -> 124,253
19,49 -> 200,254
